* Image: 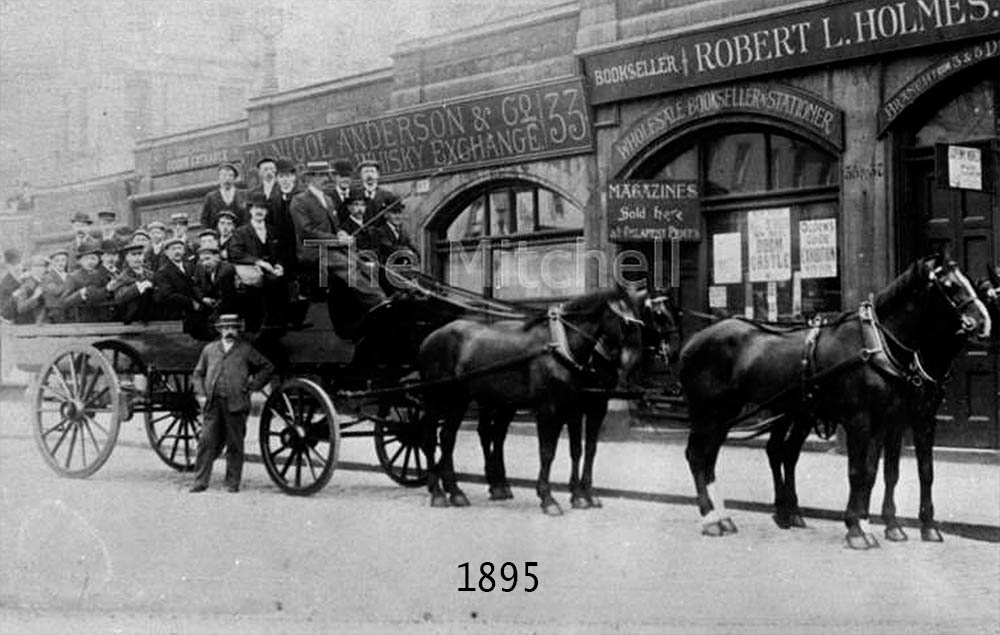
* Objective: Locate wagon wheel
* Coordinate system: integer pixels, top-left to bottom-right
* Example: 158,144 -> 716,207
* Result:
31,344 -> 122,478
374,397 -> 428,487
94,340 -> 146,419
144,370 -> 201,472
260,377 -> 339,496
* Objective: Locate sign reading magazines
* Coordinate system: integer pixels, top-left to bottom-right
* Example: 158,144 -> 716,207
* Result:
606,180 -> 700,242
243,77 -> 593,182
747,208 -> 791,282
799,218 -> 838,278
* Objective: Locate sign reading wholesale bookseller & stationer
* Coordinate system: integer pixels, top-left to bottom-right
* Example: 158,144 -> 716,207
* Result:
242,77 -> 593,182
582,0 -> 1000,105
607,180 -> 700,242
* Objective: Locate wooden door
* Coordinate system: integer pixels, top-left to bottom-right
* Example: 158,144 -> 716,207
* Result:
903,150 -> 999,448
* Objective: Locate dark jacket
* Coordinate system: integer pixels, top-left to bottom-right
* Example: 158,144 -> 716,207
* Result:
193,261 -> 237,314
201,188 -> 248,229
229,222 -> 290,270
340,215 -> 374,254
41,269 -> 70,322
372,222 -> 419,266
61,267 -> 112,321
110,265 -> 156,323
360,185 -> 400,225
153,260 -> 201,319
327,184 -> 360,225
289,188 -> 340,264
143,244 -> 169,273
7,276 -> 46,324
270,186 -> 301,266
193,338 -> 274,413
0,270 -> 20,320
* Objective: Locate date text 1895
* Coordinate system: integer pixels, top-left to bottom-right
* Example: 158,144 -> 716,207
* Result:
458,561 -> 538,593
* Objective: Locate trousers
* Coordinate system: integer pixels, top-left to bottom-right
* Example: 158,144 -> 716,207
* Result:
192,397 -> 248,489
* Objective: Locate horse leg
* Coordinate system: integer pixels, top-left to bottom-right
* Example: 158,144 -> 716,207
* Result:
913,414 -> 943,542
766,418 -> 792,528
843,420 -> 880,550
439,406 -> 470,507
536,406 -> 564,516
686,422 -> 730,537
581,397 -> 608,508
487,406 -> 515,500
705,431 -> 736,534
421,406 -> 449,508
782,417 -> 811,529
567,406 -> 586,509
881,422 -> 908,541
476,404 -> 498,497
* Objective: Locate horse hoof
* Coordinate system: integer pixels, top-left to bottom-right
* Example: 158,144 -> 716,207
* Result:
772,513 -> 792,530
488,487 -> 507,501
864,533 -> 880,549
571,496 -> 589,509
921,526 -> 944,542
701,521 -> 725,537
884,525 -> 908,542
789,514 -> 807,529
541,501 -> 564,516
845,533 -> 871,550
719,517 -> 738,534
430,494 -> 450,508
450,492 -> 470,507
501,485 -> 514,500
587,495 -> 602,509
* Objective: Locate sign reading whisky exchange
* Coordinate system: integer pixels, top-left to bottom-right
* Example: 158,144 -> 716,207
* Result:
242,77 -> 593,183
583,0 -> 1000,105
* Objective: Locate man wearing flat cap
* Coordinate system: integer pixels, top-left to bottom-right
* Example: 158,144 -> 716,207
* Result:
190,314 -> 274,493
290,161 -> 386,339
61,242 -> 112,322
96,209 -> 119,243
250,156 -> 282,217
194,244 -> 238,328
143,220 -> 169,272
110,240 -> 158,324
215,210 -> 238,261
66,211 -> 97,270
201,162 -> 247,230
357,159 -> 400,226
42,249 -> 71,322
6,254 -> 49,324
154,236 -> 209,339
230,191 -> 289,332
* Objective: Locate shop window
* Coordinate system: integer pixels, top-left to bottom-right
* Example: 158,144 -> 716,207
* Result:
433,181 -> 584,301
706,132 -> 767,195
915,77 -> 995,147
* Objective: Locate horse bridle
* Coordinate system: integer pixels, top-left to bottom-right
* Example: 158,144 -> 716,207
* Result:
550,299 -> 644,377
928,263 -> 983,334
643,295 -> 680,361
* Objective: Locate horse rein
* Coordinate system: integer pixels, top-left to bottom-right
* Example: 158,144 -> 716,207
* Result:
929,264 -> 989,335
547,300 -> 644,378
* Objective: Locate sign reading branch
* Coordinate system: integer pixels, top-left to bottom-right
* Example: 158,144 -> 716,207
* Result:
607,180 -> 700,242
242,77 -> 594,183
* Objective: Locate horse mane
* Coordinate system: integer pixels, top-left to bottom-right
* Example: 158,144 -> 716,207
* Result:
521,286 -> 625,330
874,257 -> 925,313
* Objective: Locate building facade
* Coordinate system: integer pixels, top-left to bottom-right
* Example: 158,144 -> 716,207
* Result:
30,0 -> 999,447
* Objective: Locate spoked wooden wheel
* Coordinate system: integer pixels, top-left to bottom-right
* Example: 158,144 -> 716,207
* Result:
260,377 -> 339,496
32,344 -> 122,478
94,340 -> 146,420
144,371 -> 201,472
374,397 -> 428,487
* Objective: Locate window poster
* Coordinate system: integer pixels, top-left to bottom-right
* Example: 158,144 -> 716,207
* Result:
799,218 -> 838,279
947,145 -> 982,191
747,207 -> 791,282
712,232 -> 742,284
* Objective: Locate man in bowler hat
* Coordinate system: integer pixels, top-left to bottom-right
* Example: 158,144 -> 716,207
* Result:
190,314 -> 274,493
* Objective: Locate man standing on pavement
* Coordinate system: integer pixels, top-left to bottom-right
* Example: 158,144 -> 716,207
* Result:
190,314 -> 274,493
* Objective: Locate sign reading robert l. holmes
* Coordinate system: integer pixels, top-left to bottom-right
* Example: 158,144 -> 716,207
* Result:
243,77 -> 593,183
607,180 -> 701,242
583,0 -> 1000,105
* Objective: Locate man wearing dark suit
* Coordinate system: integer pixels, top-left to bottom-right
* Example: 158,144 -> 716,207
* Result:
372,203 -> 420,293
110,240 -> 157,323
143,221 -> 170,272
61,243 -> 112,322
41,249 -> 71,323
190,314 -> 274,493
289,161 -> 385,338
193,245 -> 238,319
248,156 -> 283,221
357,159 -> 400,226
326,158 -> 358,225
153,237 -> 208,339
65,211 -> 97,270
229,192 -> 288,331
0,248 -> 23,319
339,192 -> 374,253
200,162 -> 247,229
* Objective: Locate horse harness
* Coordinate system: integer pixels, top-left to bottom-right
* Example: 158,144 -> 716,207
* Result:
547,303 -> 642,380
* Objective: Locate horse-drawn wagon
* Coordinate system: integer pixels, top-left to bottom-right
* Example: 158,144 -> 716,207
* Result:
5,272 -> 545,496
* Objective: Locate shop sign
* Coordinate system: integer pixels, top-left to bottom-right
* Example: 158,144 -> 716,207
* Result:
799,218 -> 838,279
712,232 -> 742,284
879,37 -> 999,134
583,0 -> 1000,105
150,147 -> 243,176
747,208 -> 791,282
242,77 -> 594,183
606,180 -> 700,242
610,83 -> 843,175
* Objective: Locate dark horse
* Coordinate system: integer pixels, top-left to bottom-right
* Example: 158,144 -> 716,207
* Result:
417,285 -> 647,515
678,254 -> 991,548
473,290 -> 682,507
879,263 -> 1000,542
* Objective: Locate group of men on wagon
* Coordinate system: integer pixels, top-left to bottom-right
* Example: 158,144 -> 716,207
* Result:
0,157 -> 419,340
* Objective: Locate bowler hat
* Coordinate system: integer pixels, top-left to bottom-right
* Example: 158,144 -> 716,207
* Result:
247,192 -> 270,209
215,313 -> 243,329
146,221 -> 167,232
77,242 -> 103,257
303,160 -> 331,175
99,239 -> 121,254
256,156 -> 277,168
198,228 -> 219,239
163,237 -> 186,250
170,212 -> 189,225
71,211 -> 93,225
275,157 -> 296,174
96,209 -> 117,221
332,159 -> 355,177
218,162 -> 240,178
345,190 -> 366,205
357,159 -> 380,171
122,240 -> 146,254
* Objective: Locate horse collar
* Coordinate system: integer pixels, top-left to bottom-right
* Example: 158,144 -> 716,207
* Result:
858,302 -> 937,388
547,305 -> 577,369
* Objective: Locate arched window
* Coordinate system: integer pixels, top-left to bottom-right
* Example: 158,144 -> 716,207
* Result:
430,180 -> 585,301
632,125 -> 841,318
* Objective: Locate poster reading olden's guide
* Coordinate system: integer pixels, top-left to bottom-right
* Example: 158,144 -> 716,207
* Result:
747,208 -> 791,283
799,218 -> 838,279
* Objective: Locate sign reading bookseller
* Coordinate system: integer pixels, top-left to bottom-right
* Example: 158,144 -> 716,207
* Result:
583,0 -> 1000,105
607,180 -> 700,242
242,77 -> 593,182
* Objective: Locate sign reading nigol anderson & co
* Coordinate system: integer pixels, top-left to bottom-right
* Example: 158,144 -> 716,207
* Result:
583,0 -> 1000,105
243,77 -> 593,182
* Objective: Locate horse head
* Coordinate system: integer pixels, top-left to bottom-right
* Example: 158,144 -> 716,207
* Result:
974,264 -> 1000,341
923,253 -> 992,340
589,284 -> 646,387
